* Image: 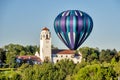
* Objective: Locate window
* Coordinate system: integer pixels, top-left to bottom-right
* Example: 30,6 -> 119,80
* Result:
57,60 -> 59,62
46,34 -> 49,39
66,55 -> 68,57
61,55 -> 63,57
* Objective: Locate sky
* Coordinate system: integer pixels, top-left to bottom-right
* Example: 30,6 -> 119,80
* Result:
0,0 -> 120,50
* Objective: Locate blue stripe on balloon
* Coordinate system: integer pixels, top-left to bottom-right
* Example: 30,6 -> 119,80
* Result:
54,19 -> 58,34
73,16 -> 76,32
73,15 -> 77,49
66,16 -> 70,33
65,16 -> 71,48
56,15 -> 62,33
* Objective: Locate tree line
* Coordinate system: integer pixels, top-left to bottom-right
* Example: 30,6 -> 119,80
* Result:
0,44 -> 58,67
0,44 -> 120,80
0,59 -> 120,80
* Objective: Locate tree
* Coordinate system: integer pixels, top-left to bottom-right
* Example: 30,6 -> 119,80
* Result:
55,59 -> 75,75
99,49 -> 115,63
79,47 -> 99,62
113,61 -> 120,77
73,64 -> 116,80
0,48 -> 6,63
114,51 -> 120,62
79,47 -> 90,61
19,50 -> 26,56
25,45 -> 38,55
4,44 -> 24,67
73,60 -> 87,74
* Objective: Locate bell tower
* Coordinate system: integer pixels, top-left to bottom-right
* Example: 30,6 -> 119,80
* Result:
40,27 -> 51,62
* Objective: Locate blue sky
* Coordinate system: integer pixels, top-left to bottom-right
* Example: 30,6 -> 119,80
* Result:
0,0 -> 120,50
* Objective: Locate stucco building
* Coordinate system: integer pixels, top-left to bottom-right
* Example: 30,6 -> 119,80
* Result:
16,27 -> 82,64
38,27 -> 82,64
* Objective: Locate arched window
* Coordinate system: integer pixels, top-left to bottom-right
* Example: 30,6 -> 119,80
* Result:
57,60 -> 59,62
46,34 -> 49,39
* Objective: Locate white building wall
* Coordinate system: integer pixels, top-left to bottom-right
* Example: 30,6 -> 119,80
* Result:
52,52 -> 82,64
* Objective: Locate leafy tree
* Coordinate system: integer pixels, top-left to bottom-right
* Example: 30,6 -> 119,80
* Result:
54,59 -> 75,80
114,51 -> 120,62
25,45 -> 38,55
113,61 -> 120,77
55,59 -> 75,75
79,47 -> 89,61
0,48 -> 6,63
19,50 -> 26,56
73,60 -> 87,74
99,49 -> 115,63
73,64 -> 116,80
22,66 -> 34,80
79,47 -> 99,62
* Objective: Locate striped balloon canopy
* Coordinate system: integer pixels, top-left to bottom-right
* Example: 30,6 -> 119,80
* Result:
54,10 -> 93,50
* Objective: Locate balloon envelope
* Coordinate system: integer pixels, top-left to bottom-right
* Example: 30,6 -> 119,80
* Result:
54,10 -> 93,50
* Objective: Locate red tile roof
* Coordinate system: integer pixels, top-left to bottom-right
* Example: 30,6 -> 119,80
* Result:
52,49 -> 64,54
17,56 -> 41,62
42,27 -> 49,31
52,49 -> 81,56
57,50 -> 75,54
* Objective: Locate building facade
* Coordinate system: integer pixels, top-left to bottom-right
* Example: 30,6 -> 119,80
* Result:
40,27 -> 82,63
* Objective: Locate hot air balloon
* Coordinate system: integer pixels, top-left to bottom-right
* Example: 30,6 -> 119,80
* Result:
54,10 -> 93,50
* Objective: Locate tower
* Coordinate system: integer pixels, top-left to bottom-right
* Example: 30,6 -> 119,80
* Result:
40,27 -> 51,62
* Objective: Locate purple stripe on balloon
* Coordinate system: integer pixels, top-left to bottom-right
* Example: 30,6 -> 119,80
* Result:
70,15 -> 74,49
60,11 -> 68,33
61,19 -> 65,32
78,17 -> 83,32
76,11 -> 83,33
